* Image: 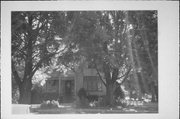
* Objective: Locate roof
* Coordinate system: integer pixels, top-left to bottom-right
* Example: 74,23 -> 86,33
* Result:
47,69 -> 75,80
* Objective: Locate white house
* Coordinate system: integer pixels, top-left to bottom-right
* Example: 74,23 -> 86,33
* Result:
43,61 -> 106,102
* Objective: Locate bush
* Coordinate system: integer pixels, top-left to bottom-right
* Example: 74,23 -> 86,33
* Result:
89,96 -> 106,107
40,100 -> 59,109
114,86 -> 125,100
87,95 -> 98,102
77,88 -> 89,107
31,89 -> 43,104
97,96 -> 106,107
42,93 -> 59,101
77,88 -> 87,100
12,87 -> 20,104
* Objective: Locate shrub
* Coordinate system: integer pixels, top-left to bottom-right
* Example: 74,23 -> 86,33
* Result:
114,86 -> 125,100
87,95 -> 98,102
42,93 -> 59,102
31,89 -> 43,104
40,100 -> 59,109
97,96 -> 106,107
12,87 -> 20,104
77,88 -> 89,107
77,88 -> 87,100
87,96 -> 106,107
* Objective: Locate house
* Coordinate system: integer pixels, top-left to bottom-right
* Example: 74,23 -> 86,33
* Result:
42,61 -> 106,102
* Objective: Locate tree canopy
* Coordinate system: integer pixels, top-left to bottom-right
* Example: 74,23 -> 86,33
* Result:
12,11 -> 158,104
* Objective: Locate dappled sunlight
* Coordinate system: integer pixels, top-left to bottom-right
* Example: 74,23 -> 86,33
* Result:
32,69 -> 50,87
11,10 -> 158,113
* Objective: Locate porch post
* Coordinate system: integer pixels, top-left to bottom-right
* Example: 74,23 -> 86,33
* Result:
59,77 -> 61,98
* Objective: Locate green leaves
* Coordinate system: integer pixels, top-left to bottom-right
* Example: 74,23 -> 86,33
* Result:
12,11 -> 158,97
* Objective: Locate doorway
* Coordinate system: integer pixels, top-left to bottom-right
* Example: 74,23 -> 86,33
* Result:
64,80 -> 74,102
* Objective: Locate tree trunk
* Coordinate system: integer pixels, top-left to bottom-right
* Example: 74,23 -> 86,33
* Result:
137,13 -> 158,91
19,87 -> 31,104
18,16 -> 34,104
150,81 -> 158,102
18,78 -> 32,104
103,61 -> 115,106
106,83 -> 114,106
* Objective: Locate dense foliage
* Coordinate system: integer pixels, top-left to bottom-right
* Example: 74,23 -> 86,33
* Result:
12,11 -> 158,105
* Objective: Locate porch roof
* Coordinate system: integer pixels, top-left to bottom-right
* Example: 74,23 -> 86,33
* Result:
47,70 -> 75,80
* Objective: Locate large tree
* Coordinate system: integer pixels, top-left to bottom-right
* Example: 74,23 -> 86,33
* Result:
11,12 -> 67,104
57,11 -> 134,106
12,11 -> 158,105
126,11 -> 158,101
59,11 -> 158,105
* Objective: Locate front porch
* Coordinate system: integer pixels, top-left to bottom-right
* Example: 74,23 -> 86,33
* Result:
43,77 -> 76,103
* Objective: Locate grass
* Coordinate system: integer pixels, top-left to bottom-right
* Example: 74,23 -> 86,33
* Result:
30,102 -> 158,114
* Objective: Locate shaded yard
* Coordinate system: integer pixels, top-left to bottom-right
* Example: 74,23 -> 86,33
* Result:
29,102 -> 158,114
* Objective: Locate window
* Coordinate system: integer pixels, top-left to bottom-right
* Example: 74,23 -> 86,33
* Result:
46,80 -> 59,92
87,62 -> 96,69
48,80 -> 58,86
97,82 -> 102,91
83,76 -> 102,91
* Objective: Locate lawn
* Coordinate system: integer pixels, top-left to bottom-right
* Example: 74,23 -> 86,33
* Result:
30,102 -> 158,114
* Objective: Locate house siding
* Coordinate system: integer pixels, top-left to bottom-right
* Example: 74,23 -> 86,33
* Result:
44,62 -> 106,100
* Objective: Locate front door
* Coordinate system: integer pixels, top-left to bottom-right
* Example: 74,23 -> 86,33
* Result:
64,80 -> 74,102
65,80 -> 72,96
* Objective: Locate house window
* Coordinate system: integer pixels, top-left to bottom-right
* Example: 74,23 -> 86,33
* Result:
48,80 -> 58,87
83,76 -> 102,91
46,80 -> 59,92
87,62 -> 96,69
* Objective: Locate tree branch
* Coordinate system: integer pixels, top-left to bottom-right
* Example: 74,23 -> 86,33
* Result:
112,67 -> 119,82
30,53 -> 56,79
16,47 -> 27,58
119,66 -> 132,84
62,63 -> 76,73
94,61 -> 107,87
